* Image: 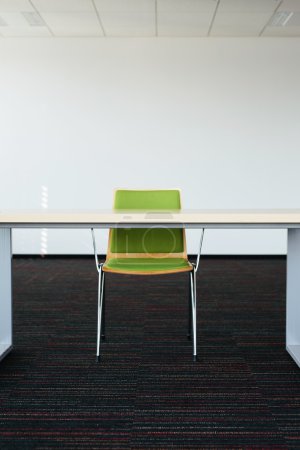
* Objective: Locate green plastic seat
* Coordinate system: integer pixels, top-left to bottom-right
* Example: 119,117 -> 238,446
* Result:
103,257 -> 192,275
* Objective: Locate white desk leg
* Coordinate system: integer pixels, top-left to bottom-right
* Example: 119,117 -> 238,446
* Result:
0,228 -> 13,361
287,228 -> 300,367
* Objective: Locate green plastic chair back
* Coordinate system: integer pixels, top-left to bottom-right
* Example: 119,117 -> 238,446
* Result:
109,190 -> 184,255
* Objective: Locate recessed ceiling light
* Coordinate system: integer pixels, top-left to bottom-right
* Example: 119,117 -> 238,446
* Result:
22,11 -> 46,27
269,11 -> 294,27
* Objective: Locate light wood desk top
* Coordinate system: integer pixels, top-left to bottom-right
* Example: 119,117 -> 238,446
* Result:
1,209 -> 300,228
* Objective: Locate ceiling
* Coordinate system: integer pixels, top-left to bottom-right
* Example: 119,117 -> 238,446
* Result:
0,0 -> 300,38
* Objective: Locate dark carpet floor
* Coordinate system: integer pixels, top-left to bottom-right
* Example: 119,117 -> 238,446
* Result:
0,257 -> 299,449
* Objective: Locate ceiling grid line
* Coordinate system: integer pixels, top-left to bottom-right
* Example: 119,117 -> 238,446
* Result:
155,0 -> 158,37
91,0 -> 106,37
28,0 -> 54,36
208,0 -> 221,37
259,0 -> 284,36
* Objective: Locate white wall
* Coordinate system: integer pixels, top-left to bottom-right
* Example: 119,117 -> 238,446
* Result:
0,37 -> 299,255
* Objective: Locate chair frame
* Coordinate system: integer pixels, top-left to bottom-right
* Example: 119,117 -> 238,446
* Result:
91,226 -> 205,362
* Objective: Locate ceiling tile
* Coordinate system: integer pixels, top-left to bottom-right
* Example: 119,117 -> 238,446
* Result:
0,12 -> 51,35
278,0 -> 300,12
158,12 -> 213,35
262,25 -> 300,35
218,0 -> 281,13
0,26 -> 51,36
157,0 -> 217,13
0,11 -> 37,26
288,10 -> 300,24
211,12 -> 273,35
0,0 -> 34,13
0,0 -> 299,38
40,12 -> 104,36
100,12 -> 155,36
94,0 -> 155,13
31,0 -> 95,13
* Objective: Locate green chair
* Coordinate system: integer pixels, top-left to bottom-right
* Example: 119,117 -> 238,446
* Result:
91,189 -> 204,362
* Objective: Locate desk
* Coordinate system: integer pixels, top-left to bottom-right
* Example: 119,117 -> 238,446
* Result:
1,209 -> 300,368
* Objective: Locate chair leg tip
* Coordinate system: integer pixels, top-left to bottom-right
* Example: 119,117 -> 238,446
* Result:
96,355 -> 101,363
193,355 -> 197,362
187,333 -> 191,340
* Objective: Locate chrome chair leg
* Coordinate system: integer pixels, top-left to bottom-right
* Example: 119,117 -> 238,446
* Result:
190,268 -> 197,362
187,272 -> 192,340
101,273 -> 106,342
96,265 -> 105,362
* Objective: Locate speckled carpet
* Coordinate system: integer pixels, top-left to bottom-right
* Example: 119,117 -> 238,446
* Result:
0,257 -> 299,449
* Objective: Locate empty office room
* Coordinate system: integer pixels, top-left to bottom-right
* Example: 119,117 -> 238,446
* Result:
1,0 -> 300,448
